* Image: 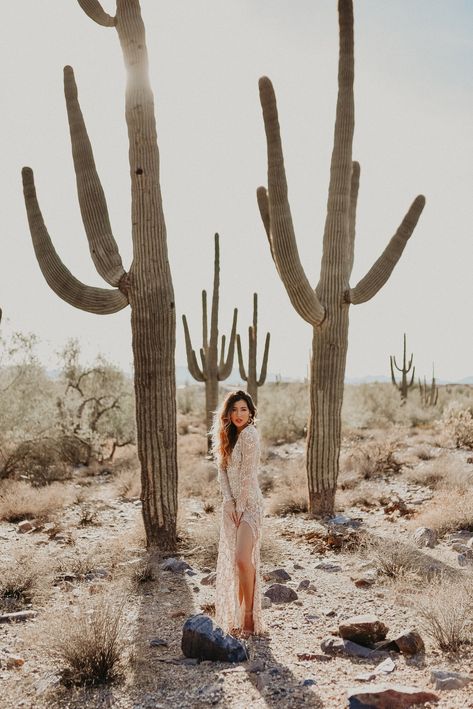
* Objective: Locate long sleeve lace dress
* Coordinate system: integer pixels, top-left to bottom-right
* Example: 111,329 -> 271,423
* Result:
215,424 -> 265,634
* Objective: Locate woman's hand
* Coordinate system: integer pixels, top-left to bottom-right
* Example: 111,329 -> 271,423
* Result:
224,500 -> 239,527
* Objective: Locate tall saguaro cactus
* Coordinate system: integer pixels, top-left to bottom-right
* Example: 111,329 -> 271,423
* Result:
390,333 -> 415,401
419,364 -> 438,408
236,293 -> 270,406
257,0 -> 425,515
182,233 -> 238,451
21,0 -> 177,549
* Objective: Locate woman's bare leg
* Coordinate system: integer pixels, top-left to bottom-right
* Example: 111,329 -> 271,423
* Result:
235,520 -> 255,632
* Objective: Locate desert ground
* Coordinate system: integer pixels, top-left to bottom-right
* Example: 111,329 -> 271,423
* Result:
1,378 -> 473,708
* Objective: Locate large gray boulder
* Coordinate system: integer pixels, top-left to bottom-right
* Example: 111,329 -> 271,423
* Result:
181,614 -> 248,663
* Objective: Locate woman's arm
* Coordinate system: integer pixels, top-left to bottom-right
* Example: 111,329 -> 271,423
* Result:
235,426 -> 260,516
218,466 -> 234,503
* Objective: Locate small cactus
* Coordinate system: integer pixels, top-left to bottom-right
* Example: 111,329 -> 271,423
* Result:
390,333 -> 415,402
236,293 -> 270,407
182,233 -> 237,452
419,364 -> 438,407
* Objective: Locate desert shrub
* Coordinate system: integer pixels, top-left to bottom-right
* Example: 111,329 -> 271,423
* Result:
0,548 -> 50,612
404,455 -> 473,491
56,339 -> 135,465
177,384 -> 205,419
47,595 -> 128,686
362,536 -> 442,582
442,403 -> 473,450
412,489 -> 473,535
115,466 -> 141,500
342,439 -> 401,480
0,479 -> 74,522
417,577 -> 473,652
258,382 -> 308,443
269,459 -> 308,515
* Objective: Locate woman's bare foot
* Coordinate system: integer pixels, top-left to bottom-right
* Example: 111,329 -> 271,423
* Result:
242,610 -> 254,635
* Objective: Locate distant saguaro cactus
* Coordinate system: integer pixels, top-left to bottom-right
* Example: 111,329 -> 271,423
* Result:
256,0 -> 425,515
182,233 -> 238,451
236,293 -> 270,407
21,0 -> 177,550
419,364 -> 438,408
390,333 -> 415,402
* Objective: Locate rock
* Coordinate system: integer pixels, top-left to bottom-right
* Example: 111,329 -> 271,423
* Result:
264,584 -> 298,603
320,637 -> 388,660
0,610 -> 37,623
467,537 -> 473,549
6,655 -> 25,669
374,658 -> 396,674
355,671 -> 377,682
161,557 -> 192,573
352,570 -> 377,588
85,568 -> 109,580
18,520 -> 34,533
201,572 -> 216,586
314,561 -> 341,572
391,629 -> 425,656
328,514 -> 362,528
293,563 -> 304,570
339,615 -> 389,646
261,595 -> 272,609
297,579 -> 310,591
302,678 -> 317,686
458,551 -> 473,566
263,568 -> 291,582
430,669 -> 472,690
412,527 -> 437,548
297,652 -> 332,662
307,583 -> 317,592
149,638 -> 168,647
181,614 -> 247,663
347,684 -> 439,708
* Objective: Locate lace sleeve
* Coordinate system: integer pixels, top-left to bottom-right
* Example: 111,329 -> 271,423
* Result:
235,426 -> 260,515
218,466 -> 234,503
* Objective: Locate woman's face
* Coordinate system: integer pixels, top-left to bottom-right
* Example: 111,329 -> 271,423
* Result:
229,399 -> 250,431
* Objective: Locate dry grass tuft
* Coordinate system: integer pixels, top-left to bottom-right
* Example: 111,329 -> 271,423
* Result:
341,439 -> 402,481
0,480 -> 74,522
114,466 -> 141,500
362,535 -> 444,583
47,594 -> 128,686
268,459 -> 308,516
0,548 -> 51,612
411,489 -> 473,535
404,455 -> 473,491
417,576 -> 473,652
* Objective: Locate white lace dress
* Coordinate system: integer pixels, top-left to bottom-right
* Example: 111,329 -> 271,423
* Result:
215,424 -> 265,635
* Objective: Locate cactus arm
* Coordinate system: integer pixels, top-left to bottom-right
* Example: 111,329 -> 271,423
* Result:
256,186 -> 276,263
218,335 -> 227,372
409,365 -> 416,388
182,314 -> 204,382
346,195 -> 425,305
64,66 -> 125,287
210,233 -> 220,348
393,355 -> 403,373
236,334 -> 248,381
199,347 -> 207,375
202,290 -> 208,350
218,308 -> 237,381
390,356 -> 398,387
22,167 -> 127,314
77,0 -> 116,26
258,77 -> 325,327
346,161 -> 360,279
257,332 -> 271,387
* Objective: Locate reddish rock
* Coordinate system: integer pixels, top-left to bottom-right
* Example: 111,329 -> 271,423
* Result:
339,615 -> 388,646
347,683 -> 439,708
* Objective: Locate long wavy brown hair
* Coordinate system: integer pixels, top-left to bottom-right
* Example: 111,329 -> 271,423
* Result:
211,390 -> 257,470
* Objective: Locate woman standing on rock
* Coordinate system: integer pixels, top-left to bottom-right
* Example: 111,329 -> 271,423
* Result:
212,390 -> 265,636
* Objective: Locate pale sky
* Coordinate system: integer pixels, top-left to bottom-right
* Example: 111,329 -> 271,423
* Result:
1,1 -> 472,381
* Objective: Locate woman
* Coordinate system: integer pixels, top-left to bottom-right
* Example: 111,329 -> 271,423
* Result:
212,390 -> 264,636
